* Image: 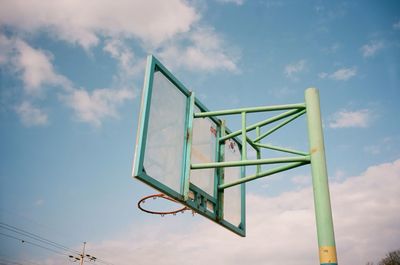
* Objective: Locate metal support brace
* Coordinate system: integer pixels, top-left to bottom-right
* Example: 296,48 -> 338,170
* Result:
191,156 -> 310,169
218,161 -> 308,190
219,108 -> 300,142
256,126 -> 261,174
254,143 -> 309,156
194,103 -> 306,118
254,109 -> 306,142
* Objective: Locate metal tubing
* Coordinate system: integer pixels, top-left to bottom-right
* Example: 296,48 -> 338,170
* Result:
191,156 -> 310,169
254,109 -> 306,142
241,112 -> 247,162
241,112 -> 247,195
219,109 -> 300,142
246,135 -> 260,152
182,92 -> 195,201
256,127 -> 261,174
254,143 -> 309,156
194,103 -> 305,118
219,161 -> 308,190
217,120 -> 226,221
305,88 -> 337,265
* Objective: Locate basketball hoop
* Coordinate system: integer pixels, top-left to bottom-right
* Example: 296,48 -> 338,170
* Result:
137,194 -> 193,216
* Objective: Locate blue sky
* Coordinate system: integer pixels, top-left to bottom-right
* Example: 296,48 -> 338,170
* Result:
0,0 -> 399,264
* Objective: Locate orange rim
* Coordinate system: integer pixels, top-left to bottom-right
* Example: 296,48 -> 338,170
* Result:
137,194 -> 190,216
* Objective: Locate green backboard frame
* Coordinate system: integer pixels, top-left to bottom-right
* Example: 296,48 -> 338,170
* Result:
133,55 -> 246,236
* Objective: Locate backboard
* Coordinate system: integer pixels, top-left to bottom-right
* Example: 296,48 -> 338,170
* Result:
133,55 -> 246,236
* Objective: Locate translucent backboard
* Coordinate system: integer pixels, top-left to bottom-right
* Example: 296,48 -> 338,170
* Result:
133,55 -> 245,236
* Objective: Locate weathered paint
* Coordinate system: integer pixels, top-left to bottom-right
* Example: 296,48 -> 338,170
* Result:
182,92 -> 195,200
305,88 -> 338,265
319,246 -> 337,264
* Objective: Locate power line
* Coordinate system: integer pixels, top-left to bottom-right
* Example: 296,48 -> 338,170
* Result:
0,222 -> 116,265
0,232 -> 69,257
0,207 -> 78,244
0,222 -> 80,255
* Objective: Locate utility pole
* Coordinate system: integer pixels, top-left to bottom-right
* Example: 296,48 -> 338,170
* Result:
80,242 -> 86,265
69,242 -> 97,264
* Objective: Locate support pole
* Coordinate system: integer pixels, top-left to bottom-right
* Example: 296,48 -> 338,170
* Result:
255,126 -> 261,174
217,120 -> 226,221
80,242 -> 86,265
305,88 -> 337,265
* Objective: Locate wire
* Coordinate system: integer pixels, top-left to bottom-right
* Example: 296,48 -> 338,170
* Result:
0,232 -> 69,257
0,222 -> 80,255
0,222 -> 117,265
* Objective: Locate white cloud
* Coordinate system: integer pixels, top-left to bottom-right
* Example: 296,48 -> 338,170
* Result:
1,1 -> 240,127
216,0 -> 244,5
319,67 -> 357,81
284,60 -> 306,80
13,40 -> 70,94
1,34 -> 137,127
159,27 -> 239,72
330,67 -> 357,80
0,34 -> 14,64
15,101 -> 48,126
0,0 -> 199,49
333,169 -> 346,181
361,41 -> 384,58
393,20 -> 400,30
103,39 -> 146,86
0,1 -> 239,72
318,72 -> 329,79
0,34 -> 71,95
329,109 -> 371,128
104,39 -> 140,76
364,137 -> 395,155
43,159 -> 400,265
291,174 -> 311,187
63,88 -> 135,126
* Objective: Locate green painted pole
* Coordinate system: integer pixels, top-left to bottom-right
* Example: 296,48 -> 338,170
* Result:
254,143 -> 309,156
255,126 -> 261,174
194,103 -> 305,118
219,108 -> 301,142
253,109 -> 306,142
191,156 -> 310,169
182,92 -> 195,201
241,112 -> 247,163
217,120 -> 226,221
305,88 -> 337,265
219,161 -> 308,190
